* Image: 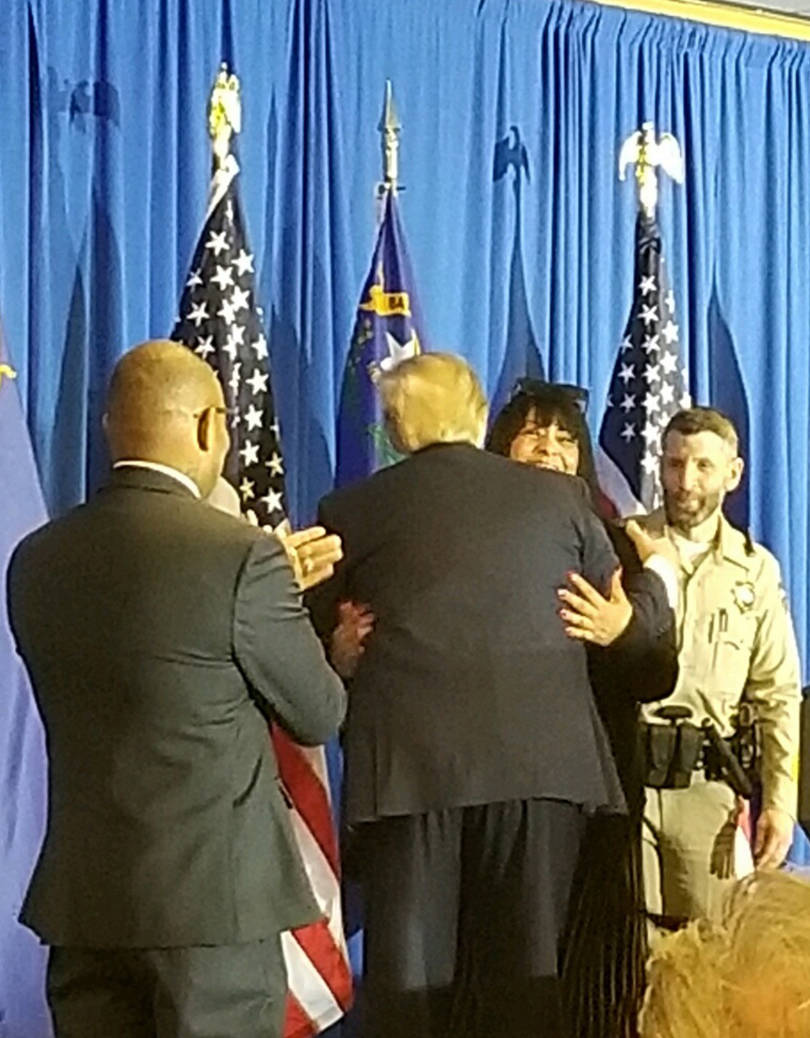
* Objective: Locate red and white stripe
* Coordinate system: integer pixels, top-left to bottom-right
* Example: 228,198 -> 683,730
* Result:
271,728 -> 353,1037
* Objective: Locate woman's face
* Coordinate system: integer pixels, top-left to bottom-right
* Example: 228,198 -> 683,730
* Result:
508,408 -> 580,475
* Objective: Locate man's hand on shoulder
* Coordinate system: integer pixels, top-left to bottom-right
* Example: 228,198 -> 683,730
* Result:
276,522 -> 343,591
625,519 -> 678,569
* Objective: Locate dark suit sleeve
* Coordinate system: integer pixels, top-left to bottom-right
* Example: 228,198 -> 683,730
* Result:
572,479 -> 620,594
233,534 -> 347,745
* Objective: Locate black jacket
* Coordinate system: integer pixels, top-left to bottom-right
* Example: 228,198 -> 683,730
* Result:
7,466 -> 346,948
308,443 -> 625,824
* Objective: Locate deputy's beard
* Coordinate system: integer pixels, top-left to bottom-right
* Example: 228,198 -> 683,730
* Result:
664,487 -> 723,532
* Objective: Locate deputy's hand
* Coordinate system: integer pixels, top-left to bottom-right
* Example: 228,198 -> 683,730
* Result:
558,567 -> 632,646
754,807 -> 794,870
277,524 -> 343,590
330,601 -> 375,679
625,519 -> 679,569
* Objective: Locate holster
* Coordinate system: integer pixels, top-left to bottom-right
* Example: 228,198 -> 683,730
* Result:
643,722 -> 704,789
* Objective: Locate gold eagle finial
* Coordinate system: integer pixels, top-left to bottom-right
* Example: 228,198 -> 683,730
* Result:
208,64 -> 241,169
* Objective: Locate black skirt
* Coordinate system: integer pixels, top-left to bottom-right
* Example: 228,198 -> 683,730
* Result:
562,810 -> 647,1038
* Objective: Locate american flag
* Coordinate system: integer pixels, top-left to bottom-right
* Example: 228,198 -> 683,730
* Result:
596,211 -> 690,515
172,157 -> 286,529
172,154 -> 352,1037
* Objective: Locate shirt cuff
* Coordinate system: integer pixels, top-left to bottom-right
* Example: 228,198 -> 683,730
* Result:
644,555 -> 678,609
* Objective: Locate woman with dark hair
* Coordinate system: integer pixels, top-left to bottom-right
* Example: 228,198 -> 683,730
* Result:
487,379 -> 677,1038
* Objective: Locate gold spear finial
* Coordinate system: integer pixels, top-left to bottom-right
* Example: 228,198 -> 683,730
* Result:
618,122 -> 684,220
378,79 -> 401,195
208,63 -> 242,169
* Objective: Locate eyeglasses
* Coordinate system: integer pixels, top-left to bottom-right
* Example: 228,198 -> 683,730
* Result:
510,377 -> 589,413
191,405 -> 238,419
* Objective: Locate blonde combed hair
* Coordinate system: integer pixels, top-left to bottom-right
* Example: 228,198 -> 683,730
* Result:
640,871 -> 810,1038
378,352 -> 488,454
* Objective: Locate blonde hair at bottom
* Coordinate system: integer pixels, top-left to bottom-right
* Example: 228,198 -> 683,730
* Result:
639,871 -> 810,1038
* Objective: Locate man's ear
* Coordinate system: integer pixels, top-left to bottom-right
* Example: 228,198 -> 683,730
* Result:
197,406 -> 213,452
726,455 -> 744,493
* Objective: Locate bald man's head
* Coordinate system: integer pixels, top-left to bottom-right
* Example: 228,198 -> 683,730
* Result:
104,340 -> 230,496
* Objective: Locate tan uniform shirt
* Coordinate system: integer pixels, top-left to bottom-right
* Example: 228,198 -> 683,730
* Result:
639,510 -> 801,816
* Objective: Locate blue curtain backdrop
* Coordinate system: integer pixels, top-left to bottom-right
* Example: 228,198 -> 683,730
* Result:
3,0 -> 810,1030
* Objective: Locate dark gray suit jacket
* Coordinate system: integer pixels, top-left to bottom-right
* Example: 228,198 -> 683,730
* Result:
7,466 -> 346,948
308,443 -> 626,825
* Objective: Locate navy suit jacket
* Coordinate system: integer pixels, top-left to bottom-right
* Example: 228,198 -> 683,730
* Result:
308,443 -> 626,824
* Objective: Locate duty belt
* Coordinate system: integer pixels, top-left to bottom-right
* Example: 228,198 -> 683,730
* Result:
642,706 -> 755,798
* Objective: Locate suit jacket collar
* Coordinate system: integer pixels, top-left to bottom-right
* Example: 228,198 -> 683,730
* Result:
106,464 -> 200,500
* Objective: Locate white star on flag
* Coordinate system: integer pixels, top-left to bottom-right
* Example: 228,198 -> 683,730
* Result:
188,302 -> 209,327
239,440 -> 260,467
620,335 -> 633,353
643,364 -> 660,385
662,320 -> 679,345
222,334 -> 239,360
239,477 -> 255,501
205,230 -> 229,256
640,304 -> 659,326
642,334 -> 660,355
186,268 -> 203,289
660,383 -> 675,405
218,298 -> 236,325
620,394 -> 636,413
246,368 -> 269,395
644,392 -> 660,413
251,334 -> 268,360
266,453 -> 284,476
211,265 -> 235,291
379,331 -> 419,372
228,363 -> 242,394
244,404 -> 264,431
660,351 -> 678,374
260,487 -> 283,512
231,286 -> 250,313
233,249 -> 254,276
618,363 -> 635,384
640,275 -> 656,295
642,453 -> 659,475
195,336 -> 214,359
621,423 -> 636,442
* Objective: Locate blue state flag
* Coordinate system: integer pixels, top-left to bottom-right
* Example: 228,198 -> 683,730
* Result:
336,189 -> 426,488
0,334 -> 51,1037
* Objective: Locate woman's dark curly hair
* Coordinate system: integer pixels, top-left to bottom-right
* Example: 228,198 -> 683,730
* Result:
485,381 -> 601,505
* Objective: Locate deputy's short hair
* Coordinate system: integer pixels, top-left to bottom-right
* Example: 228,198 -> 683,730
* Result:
378,352 -> 488,454
663,407 -> 739,454
640,871 -> 810,1038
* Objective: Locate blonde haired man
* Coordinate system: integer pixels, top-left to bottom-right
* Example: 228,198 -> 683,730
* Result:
308,352 -> 625,1037
377,351 -> 488,452
640,870 -> 810,1038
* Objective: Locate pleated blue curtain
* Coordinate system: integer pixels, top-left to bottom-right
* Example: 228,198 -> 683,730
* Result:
1,0 -> 809,653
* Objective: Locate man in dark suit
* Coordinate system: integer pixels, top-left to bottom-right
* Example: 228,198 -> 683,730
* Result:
307,352 -> 626,1038
7,341 -> 347,1038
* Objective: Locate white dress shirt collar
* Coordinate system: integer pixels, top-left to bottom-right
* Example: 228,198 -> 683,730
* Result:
112,460 -> 202,499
